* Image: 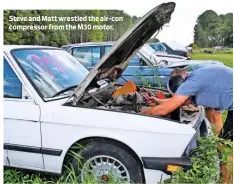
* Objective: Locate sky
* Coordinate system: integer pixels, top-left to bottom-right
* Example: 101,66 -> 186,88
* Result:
1,0 -> 233,47
121,0 -> 233,46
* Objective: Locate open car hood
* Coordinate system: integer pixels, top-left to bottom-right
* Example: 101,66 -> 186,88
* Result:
72,2 -> 176,104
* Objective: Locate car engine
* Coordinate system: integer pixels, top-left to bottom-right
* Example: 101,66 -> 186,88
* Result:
75,80 -> 169,112
67,80 -> 200,124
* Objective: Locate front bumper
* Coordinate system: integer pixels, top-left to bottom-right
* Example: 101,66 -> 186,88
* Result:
142,157 -> 192,175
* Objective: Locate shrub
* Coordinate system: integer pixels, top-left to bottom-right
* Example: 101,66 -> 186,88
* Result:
163,134 -> 233,184
192,43 -> 198,49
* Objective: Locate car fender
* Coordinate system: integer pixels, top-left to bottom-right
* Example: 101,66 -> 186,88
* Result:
40,103 -> 195,173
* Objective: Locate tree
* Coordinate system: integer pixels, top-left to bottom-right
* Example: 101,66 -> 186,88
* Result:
194,10 -> 233,48
194,23 -> 208,48
4,10 -> 139,46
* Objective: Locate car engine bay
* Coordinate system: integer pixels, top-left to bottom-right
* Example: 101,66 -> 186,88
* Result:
67,80 -> 201,124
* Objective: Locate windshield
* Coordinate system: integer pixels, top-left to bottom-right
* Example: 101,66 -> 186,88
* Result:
12,49 -> 89,99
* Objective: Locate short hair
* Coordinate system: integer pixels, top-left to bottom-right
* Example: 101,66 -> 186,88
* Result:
170,68 -> 185,77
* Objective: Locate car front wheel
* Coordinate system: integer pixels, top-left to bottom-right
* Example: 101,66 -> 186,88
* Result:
72,139 -> 144,183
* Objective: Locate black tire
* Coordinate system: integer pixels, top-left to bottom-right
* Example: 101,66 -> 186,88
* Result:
72,139 -> 144,183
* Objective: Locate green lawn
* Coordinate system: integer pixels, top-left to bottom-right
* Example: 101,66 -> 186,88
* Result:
191,49 -> 233,68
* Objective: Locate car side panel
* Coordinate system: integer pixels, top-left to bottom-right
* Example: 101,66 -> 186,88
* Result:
40,104 -> 195,174
4,99 -> 44,169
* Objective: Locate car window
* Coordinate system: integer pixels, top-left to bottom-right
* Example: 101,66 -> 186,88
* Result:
150,43 -> 166,52
68,49 -> 73,54
72,46 -> 101,67
129,55 -> 143,66
61,46 -> 72,51
4,58 -> 22,98
12,49 -> 89,99
104,45 -> 112,53
92,47 -> 101,65
104,45 -> 145,66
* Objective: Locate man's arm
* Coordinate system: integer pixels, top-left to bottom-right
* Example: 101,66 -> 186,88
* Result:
140,95 -> 189,116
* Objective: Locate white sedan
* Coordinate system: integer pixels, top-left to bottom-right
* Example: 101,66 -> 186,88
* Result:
4,2 -> 210,183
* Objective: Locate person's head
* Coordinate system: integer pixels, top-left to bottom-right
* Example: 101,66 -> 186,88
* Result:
167,68 -> 194,106
167,68 -> 188,95
170,68 -> 188,79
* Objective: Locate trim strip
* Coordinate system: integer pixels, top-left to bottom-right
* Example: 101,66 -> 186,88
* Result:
142,157 -> 192,175
4,118 -> 38,123
4,144 -> 62,156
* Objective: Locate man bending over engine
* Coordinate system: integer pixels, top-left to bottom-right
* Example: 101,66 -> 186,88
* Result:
141,65 -> 233,183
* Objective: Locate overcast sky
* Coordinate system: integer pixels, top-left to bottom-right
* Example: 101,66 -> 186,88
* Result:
2,0 -> 233,46
121,0 -> 233,46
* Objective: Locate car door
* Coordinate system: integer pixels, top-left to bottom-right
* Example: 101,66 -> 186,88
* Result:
4,57 -> 43,169
71,46 -> 101,69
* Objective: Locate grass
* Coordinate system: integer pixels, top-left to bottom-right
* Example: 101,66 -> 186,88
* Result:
4,150 -> 128,184
191,48 -> 233,68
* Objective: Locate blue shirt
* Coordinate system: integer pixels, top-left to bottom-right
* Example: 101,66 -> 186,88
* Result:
175,65 -> 233,111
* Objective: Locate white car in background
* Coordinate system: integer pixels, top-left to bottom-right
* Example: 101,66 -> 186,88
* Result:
4,2 -> 211,183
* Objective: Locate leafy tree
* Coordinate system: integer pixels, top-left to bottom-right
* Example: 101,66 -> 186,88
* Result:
4,10 -> 139,46
194,10 -> 233,48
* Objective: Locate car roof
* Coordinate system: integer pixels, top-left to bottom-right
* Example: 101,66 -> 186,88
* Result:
62,41 -> 115,48
3,45 -> 59,52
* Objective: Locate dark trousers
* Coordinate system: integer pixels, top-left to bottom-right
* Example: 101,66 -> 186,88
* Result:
219,110 -> 233,142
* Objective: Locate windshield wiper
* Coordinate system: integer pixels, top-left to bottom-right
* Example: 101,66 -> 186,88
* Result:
51,85 -> 78,98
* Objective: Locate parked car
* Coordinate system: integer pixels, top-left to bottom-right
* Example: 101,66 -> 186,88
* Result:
62,42 -> 187,66
4,3 -> 213,183
204,49 -> 214,54
213,46 -> 231,51
186,46 -> 193,53
63,42 -> 222,88
149,41 -> 190,59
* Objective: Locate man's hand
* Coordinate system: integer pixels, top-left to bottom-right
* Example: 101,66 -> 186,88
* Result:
143,93 -> 169,106
149,96 -> 159,103
148,96 -> 158,106
140,94 -> 189,116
